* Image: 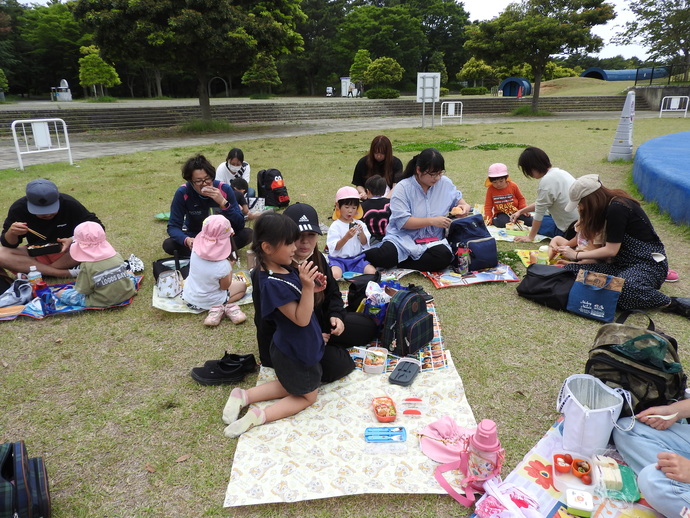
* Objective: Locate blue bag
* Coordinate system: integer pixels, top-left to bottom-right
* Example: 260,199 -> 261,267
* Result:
446,214 -> 497,272
566,270 -> 624,322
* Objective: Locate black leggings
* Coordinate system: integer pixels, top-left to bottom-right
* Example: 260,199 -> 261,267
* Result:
365,241 -> 453,272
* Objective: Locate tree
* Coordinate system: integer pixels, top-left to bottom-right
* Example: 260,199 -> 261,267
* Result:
465,0 -> 615,112
427,51 -> 448,85
457,57 -> 495,87
364,56 -> 403,87
242,52 -> 281,93
78,45 -> 120,97
614,0 -> 690,80
349,49 -> 372,83
73,0 -> 305,120
0,67 -> 8,91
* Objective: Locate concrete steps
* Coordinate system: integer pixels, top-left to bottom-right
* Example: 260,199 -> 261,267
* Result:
0,96 -> 649,135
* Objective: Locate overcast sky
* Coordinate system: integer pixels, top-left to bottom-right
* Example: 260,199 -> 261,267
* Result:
461,0 -> 649,60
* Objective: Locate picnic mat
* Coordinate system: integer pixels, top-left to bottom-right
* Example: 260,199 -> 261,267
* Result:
0,276 -> 143,321
471,419 -> 663,518
152,270 -> 253,313
488,225 -> 548,243
422,264 -> 518,289
224,351 -> 476,507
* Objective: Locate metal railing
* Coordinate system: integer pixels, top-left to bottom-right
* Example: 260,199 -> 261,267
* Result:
11,118 -> 73,171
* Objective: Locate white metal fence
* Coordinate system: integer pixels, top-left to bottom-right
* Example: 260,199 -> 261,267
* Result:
659,96 -> 689,118
440,101 -> 463,125
11,118 -> 73,170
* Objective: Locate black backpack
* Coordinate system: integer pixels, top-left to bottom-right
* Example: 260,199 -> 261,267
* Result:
381,290 -> 434,357
446,214 -> 498,271
585,310 -> 687,417
257,169 -> 290,208
0,440 -> 51,518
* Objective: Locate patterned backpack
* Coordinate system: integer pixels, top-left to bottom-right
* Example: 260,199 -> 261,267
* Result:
380,290 -> 434,356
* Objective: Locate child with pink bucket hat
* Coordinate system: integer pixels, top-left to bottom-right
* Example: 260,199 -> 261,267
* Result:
326,186 -> 377,280
483,163 -> 532,228
54,221 -> 137,307
182,215 -> 247,326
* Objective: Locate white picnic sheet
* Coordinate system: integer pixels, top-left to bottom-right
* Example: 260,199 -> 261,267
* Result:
224,351 -> 475,507
151,270 -> 252,313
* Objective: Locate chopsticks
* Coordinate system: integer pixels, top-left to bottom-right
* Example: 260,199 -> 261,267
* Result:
26,227 -> 48,240
513,220 -> 524,231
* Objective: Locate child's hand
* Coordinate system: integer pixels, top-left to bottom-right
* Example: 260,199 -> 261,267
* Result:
313,272 -> 327,293
297,260 -> 320,289
347,223 -> 360,239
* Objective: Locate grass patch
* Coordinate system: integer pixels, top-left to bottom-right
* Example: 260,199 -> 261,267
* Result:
470,142 -> 530,151
180,119 -> 234,133
87,96 -> 118,103
2,117 -> 690,517
512,105 -> 552,116
396,139 -> 468,152
248,93 -> 274,100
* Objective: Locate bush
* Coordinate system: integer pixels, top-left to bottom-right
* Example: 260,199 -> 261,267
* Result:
88,96 -> 118,103
180,119 -> 234,133
249,93 -> 274,100
512,106 -> 552,117
460,87 -> 488,96
364,88 -> 400,99
440,87 -> 449,97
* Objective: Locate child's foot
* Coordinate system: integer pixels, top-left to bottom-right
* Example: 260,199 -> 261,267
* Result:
222,387 -> 248,424
224,303 -> 246,325
224,408 -> 265,438
666,269 -> 679,283
204,305 -> 225,326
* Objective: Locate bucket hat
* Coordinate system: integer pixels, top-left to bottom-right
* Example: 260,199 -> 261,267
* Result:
484,163 -> 511,187
26,179 -> 60,215
284,203 -> 322,235
193,215 -> 234,261
333,186 -> 363,220
70,222 -> 117,262
565,174 -> 601,212
419,416 -> 474,464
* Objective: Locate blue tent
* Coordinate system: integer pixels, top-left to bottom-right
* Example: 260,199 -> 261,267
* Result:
498,77 -> 532,97
580,67 -> 669,81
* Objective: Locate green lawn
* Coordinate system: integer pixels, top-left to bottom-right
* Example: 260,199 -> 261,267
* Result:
1,117 -> 689,517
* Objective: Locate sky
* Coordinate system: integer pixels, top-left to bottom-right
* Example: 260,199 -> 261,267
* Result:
461,0 -> 649,60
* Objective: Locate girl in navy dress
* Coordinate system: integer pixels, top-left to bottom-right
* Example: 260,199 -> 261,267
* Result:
222,212 -> 327,437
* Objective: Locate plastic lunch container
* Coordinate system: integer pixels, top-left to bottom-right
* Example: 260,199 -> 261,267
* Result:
552,451 -> 598,494
363,347 -> 387,374
372,396 -> 397,423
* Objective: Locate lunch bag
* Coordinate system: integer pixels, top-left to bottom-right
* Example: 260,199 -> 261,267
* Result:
447,214 -> 498,271
0,440 -> 51,518
380,290 -> 434,356
256,168 -> 290,208
566,270 -> 624,322
516,264 -> 576,311
157,269 -> 184,298
152,252 -> 189,281
585,310 -> 687,417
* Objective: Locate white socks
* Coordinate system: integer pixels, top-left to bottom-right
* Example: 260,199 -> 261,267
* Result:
224,408 -> 266,438
222,387 -> 247,424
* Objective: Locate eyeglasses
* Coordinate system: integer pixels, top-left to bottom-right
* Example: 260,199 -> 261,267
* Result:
423,170 -> 445,178
191,177 -> 213,186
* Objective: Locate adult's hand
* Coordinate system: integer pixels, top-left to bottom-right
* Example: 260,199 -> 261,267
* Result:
657,452 -> 690,483
513,235 -> 534,243
555,246 -> 578,261
200,185 -> 225,206
429,216 -> 452,229
509,210 -> 522,224
57,237 -> 73,253
330,317 -> 344,336
184,237 -> 195,249
637,405 -> 679,430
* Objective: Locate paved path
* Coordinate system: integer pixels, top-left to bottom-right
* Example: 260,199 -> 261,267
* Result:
0,103 -> 657,170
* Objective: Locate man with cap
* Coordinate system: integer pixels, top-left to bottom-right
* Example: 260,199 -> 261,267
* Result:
0,179 -> 103,278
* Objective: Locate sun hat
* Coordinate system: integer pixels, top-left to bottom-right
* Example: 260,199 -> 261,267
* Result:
70,221 -> 117,262
484,163 -> 511,187
284,203 -> 322,235
26,179 -> 60,215
333,186 -> 363,220
419,416 -> 474,464
192,215 -> 234,261
565,174 -> 602,212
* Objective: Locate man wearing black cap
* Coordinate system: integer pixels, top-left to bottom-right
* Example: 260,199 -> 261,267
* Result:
0,179 -> 103,277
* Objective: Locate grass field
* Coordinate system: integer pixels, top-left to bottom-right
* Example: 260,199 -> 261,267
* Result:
1,116 -> 689,517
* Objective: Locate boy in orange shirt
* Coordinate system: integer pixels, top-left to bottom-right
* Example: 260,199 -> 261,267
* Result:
483,163 -> 533,228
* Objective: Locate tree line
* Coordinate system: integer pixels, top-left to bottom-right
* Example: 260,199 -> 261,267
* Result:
0,0 -> 686,115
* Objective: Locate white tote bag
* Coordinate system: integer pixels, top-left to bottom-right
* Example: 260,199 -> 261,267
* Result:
157,269 -> 183,298
557,374 -> 633,457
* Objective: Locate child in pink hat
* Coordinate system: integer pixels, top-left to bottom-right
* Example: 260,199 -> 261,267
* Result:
483,163 -> 533,228
326,186 -> 377,280
55,221 -> 137,307
182,215 -> 247,326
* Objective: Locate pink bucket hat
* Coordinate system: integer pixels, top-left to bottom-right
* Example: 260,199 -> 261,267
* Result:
333,186 -> 363,220
193,215 -> 234,261
70,221 -> 117,262
485,163 -> 511,187
419,416 -> 474,463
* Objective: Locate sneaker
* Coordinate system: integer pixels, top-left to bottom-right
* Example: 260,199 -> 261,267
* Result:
224,304 -> 247,324
204,305 -> 225,326
407,283 -> 434,303
205,352 -> 257,373
190,362 -> 245,385
68,266 -> 81,278
126,254 -> 145,273
666,269 -> 679,283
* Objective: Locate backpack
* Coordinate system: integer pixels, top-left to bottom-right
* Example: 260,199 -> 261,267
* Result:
381,290 -> 434,356
257,169 -> 290,208
0,440 -> 51,518
585,310 -> 687,417
516,264 -> 576,311
345,272 -> 381,312
446,214 -> 498,271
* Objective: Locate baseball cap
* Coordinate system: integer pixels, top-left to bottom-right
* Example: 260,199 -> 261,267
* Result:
565,174 -> 602,212
26,179 -> 60,215
284,203 -> 322,235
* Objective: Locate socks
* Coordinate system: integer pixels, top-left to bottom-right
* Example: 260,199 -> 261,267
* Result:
224,408 -> 266,438
222,387 -> 248,425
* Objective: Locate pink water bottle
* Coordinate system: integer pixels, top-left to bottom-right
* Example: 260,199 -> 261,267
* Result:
465,419 -> 504,491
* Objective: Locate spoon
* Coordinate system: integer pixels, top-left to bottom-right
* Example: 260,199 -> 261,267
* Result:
644,412 -> 678,420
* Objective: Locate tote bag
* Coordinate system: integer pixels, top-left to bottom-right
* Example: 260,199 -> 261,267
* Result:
516,264 -> 575,310
566,270 -> 624,322
556,374 -> 633,457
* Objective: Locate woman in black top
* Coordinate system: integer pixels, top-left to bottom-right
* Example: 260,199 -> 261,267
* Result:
352,135 -> 403,200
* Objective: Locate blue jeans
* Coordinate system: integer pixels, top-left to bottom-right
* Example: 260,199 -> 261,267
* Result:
56,287 -> 87,307
613,417 -> 690,516
536,214 -> 564,238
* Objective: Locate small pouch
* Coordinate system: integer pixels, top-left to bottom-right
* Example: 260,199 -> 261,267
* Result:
389,357 -> 421,387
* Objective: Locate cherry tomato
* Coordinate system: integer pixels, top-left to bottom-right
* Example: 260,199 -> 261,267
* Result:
581,474 -> 592,485
563,454 -> 573,464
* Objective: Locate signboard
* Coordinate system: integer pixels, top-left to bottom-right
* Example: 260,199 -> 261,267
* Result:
416,73 -> 440,103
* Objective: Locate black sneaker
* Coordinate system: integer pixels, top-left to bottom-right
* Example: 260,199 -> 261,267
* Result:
408,283 -> 434,303
204,352 -> 257,373
191,362 -> 246,385
664,297 -> 690,319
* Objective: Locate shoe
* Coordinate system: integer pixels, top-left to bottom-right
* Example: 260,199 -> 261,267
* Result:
190,363 -> 246,385
68,266 -> 81,278
204,352 -> 257,373
407,283 -> 434,303
664,297 -> 690,318
666,269 -> 679,283
224,303 -> 247,324
204,305 -> 225,326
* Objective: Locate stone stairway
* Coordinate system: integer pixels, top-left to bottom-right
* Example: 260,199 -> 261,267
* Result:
0,95 -> 650,136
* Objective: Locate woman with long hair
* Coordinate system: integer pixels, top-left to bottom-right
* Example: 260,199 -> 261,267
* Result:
352,135 -> 403,199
